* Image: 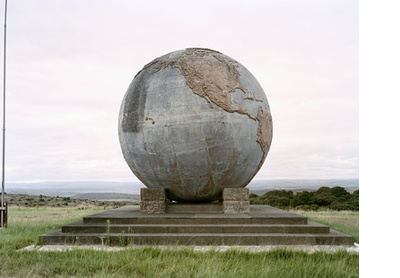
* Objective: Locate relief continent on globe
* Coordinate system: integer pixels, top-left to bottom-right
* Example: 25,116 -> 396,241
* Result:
118,48 -> 273,202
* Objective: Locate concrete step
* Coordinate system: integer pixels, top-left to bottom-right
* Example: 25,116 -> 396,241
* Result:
167,203 -> 223,214
62,221 -> 330,234
39,205 -> 355,246
40,229 -> 354,246
82,205 -> 308,225
83,216 -> 307,225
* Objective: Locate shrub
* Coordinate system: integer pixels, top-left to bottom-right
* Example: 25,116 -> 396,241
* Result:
249,193 -> 258,199
331,186 -> 351,202
314,187 -> 337,206
328,202 -> 357,211
250,190 -> 294,208
249,187 -> 359,211
291,191 -> 315,207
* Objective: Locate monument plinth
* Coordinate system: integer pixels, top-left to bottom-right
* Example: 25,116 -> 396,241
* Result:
140,187 -> 250,214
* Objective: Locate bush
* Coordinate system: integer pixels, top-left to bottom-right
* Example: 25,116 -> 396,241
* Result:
250,190 -> 294,208
331,186 -> 351,202
249,193 -> 258,199
291,191 -> 315,207
266,196 -> 292,207
328,202 -> 357,211
314,187 -> 336,206
250,187 -> 359,211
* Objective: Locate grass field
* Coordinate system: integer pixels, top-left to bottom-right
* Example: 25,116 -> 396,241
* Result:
0,206 -> 359,278
289,210 -> 359,244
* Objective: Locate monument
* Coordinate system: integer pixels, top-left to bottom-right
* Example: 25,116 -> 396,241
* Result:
118,48 -> 272,208
38,48 -> 354,246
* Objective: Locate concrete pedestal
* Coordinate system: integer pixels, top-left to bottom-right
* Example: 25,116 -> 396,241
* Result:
39,205 -> 355,246
37,188 -> 355,246
223,188 -> 250,214
140,187 -> 250,214
140,188 -> 166,214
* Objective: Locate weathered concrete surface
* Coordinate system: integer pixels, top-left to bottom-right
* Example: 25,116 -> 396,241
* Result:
119,48 -> 273,202
223,201 -> 251,214
223,188 -> 250,201
223,188 -> 250,214
39,205 -> 354,246
167,203 -> 223,214
140,188 -> 166,214
141,187 -> 251,214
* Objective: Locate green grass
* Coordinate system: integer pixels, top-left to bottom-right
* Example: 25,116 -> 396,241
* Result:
0,206 -> 106,250
0,207 -> 359,278
2,248 -> 358,277
289,210 -> 359,243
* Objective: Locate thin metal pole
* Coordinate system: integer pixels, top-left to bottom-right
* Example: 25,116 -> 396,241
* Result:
1,0 -> 7,229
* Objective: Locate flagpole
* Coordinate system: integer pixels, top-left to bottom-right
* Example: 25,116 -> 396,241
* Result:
1,0 -> 7,229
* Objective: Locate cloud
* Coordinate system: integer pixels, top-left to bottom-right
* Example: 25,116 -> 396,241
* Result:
2,0 -> 358,183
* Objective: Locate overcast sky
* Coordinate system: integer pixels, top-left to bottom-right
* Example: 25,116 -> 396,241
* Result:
1,0 -> 358,183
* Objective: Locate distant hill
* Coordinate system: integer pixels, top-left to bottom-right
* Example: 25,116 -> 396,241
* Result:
2,193 -> 139,208
5,179 -> 359,198
71,192 -> 140,202
247,179 -> 359,195
6,181 -> 144,196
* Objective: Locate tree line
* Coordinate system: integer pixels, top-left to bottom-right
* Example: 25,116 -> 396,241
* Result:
249,186 -> 359,211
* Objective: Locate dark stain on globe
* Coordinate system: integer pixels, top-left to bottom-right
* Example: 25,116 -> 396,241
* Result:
119,48 -> 273,203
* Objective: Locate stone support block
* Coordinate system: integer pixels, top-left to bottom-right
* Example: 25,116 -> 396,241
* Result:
140,188 -> 166,214
223,201 -> 251,214
223,188 -> 250,201
222,188 -> 250,214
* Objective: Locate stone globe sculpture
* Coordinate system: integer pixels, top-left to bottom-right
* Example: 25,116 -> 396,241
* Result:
119,48 -> 272,202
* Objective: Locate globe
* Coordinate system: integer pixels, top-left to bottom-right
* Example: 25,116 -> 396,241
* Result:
119,48 -> 272,202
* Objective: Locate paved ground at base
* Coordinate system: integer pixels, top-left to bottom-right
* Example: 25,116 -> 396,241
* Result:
21,243 -> 359,253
